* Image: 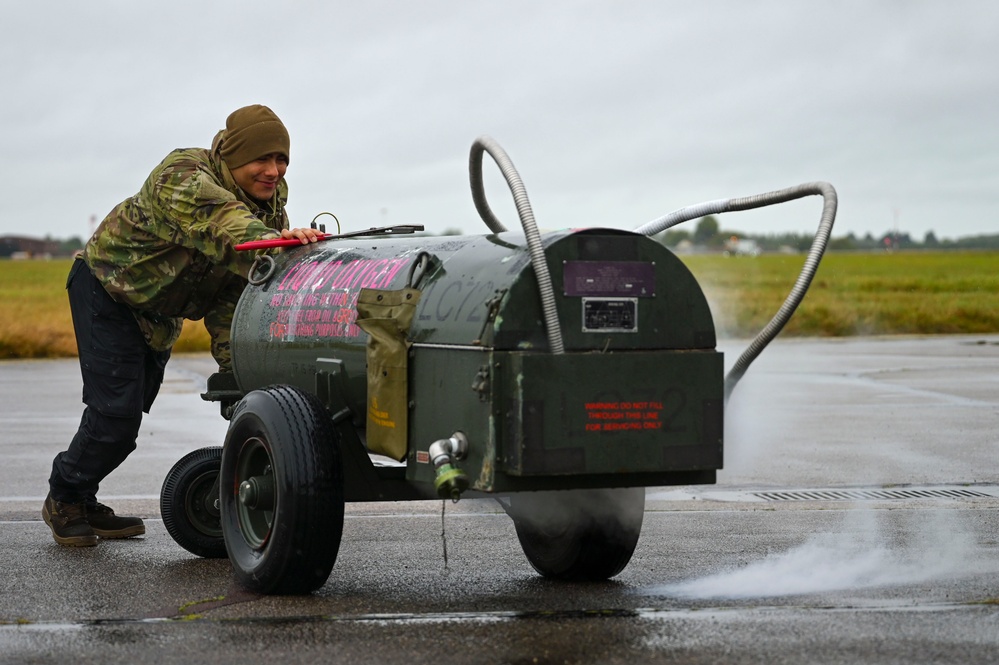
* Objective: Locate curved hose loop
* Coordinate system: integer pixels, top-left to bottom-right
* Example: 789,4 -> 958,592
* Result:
468,140 -> 508,234
311,211 -> 341,234
634,182 -> 838,402
724,182 -> 837,400
468,136 -> 565,355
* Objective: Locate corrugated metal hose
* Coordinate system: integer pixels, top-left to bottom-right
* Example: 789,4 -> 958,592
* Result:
468,138 -> 837,398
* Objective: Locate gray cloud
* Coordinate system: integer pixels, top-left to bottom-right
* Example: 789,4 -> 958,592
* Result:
2,0 -> 996,241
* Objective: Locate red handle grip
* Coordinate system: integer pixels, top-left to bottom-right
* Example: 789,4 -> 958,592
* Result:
235,233 -> 330,251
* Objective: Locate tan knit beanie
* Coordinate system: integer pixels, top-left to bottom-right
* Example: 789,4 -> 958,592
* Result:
220,104 -> 290,169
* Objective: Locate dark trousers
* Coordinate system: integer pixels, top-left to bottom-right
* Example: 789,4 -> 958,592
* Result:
48,258 -> 171,504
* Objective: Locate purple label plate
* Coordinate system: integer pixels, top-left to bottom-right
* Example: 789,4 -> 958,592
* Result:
563,261 -> 655,297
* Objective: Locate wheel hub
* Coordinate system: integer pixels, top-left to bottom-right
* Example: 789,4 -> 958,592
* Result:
239,475 -> 275,510
234,437 -> 275,550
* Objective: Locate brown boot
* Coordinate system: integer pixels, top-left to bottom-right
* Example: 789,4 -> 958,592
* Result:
86,502 -> 145,539
42,494 -> 98,547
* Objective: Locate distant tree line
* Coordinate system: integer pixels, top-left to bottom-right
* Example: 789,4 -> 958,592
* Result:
654,216 -> 999,252
5,222 -> 999,259
0,235 -> 84,258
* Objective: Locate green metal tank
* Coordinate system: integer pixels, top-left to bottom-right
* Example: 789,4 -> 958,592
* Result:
230,227 -> 723,493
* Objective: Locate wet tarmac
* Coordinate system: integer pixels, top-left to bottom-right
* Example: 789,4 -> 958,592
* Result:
1,335 -> 998,664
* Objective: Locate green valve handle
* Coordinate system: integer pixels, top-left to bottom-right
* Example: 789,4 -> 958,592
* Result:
434,464 -> 469,502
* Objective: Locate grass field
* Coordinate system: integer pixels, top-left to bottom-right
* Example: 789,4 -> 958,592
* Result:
1,251 -> 997,359
685,251 -> 999,338
0,260 -> 210,359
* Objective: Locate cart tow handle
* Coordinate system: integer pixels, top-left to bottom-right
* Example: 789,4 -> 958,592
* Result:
235,224 -> 424,251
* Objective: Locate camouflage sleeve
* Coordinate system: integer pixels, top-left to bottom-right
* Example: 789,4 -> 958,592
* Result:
203,277 -> 247,371
148,162 -> 283,279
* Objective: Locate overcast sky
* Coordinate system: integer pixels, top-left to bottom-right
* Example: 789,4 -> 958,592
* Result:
3,1 -> 996,243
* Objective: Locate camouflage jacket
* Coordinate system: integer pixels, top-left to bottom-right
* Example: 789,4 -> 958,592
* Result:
84,130 -> 288,369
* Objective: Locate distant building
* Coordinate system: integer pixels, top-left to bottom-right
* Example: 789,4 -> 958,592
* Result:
723,236 -> 761,257
672,239 -> 695,254
0,236 -> 68,259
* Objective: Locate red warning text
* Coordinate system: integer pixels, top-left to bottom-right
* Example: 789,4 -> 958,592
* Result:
583,401 -> 664,432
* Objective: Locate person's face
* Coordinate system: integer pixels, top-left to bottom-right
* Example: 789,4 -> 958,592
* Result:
230,153 -> 288,201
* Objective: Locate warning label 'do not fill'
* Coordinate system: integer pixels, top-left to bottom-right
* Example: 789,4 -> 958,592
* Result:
583,401 -> 664,432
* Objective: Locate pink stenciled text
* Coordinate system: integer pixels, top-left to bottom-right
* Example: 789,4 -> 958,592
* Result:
266,257 -> 409,340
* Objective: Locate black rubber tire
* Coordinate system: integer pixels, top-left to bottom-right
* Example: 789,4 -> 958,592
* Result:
220,385 -> 344,595
160,446 -> 227,559
507,487 -> 646,580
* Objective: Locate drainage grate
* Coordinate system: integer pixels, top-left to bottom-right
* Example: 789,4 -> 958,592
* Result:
753,488 -> 995,502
